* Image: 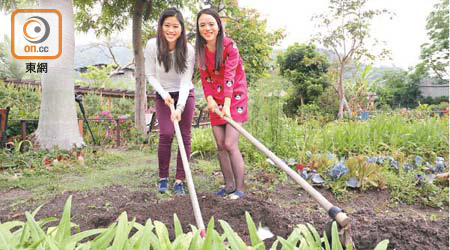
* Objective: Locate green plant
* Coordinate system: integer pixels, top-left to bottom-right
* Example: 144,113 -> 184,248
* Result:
0,198 -> 390,250
278,43 -> 330,116
384,168 -> 448,208
345,156 -> 386,191
191,128 -> 216,159
297,104 -> 324,122
0,196 -> 104,249
0,81 -> 41,138
79,65 -> 115,88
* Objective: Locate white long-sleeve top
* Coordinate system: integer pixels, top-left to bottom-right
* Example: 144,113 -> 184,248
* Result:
144,38 -> 195,110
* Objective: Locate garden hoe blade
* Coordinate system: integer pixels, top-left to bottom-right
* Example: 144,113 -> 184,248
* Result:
170,104 -> 206,237
214,108 -> 355,248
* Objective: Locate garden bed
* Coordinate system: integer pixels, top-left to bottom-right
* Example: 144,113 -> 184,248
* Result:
0,183 -> 447,249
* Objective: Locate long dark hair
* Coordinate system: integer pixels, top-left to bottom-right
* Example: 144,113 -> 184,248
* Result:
195,8 -> 224,72
156,8 -> 187,73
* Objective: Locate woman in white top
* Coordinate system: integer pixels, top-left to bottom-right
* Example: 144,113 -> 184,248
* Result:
145,8 -> 195,195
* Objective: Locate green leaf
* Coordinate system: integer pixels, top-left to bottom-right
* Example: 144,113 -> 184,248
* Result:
212,230 -> 225,250
146,227 -> 161,250
174,213 -> 183,238
201,217 -> 215,250
188,228 -> 201,250
64,229 -> 105,249
154,221 -> 171,250
25,212 -> 60,249
24,212 -> 46,242
269,239 -> 279,250
306,223 -> 322,247
55,195 -> 73,244
90,223 -> 117,249
131,219 -> 154,250
38,217 -> 59,228
172,232 -> 193,250
277,236 -> 295,250
286,228 -> 301,246
0,230 -> 12,250
245,212 -> 264,250
298,224 -> 317,249
112,212 -> 133,250
219,220 -> 247,250
331,222 -> 343,250
323,230 -> 331,250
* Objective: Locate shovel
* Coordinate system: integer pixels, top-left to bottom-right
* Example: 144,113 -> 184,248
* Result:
170,104 -> 206,237
214,108 -> 354,247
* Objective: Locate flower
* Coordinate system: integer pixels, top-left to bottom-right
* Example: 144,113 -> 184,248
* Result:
296,164 -> 307,171
101,111 -> 113,118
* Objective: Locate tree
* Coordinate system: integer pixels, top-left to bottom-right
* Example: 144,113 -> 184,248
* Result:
0,1 -> 37,79
0,35 -> 25,79
74,0 -> 184,133
420,0 -> 449,80
224,8 -> 284,85
373,68 -> 423,109
312,0 -> 391,119
278,43 -> 329,116
204,0 -> 285,85
1,0 -> 37,14
35,0 -> 85,150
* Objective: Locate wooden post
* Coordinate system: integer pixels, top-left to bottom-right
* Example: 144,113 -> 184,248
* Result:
21,120 -> 27,141
78,119 -> 84,137
116,118 -> 121,147
107,97 -> 112,112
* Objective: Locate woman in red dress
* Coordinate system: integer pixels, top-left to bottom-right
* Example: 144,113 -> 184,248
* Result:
195,8 -> 248,199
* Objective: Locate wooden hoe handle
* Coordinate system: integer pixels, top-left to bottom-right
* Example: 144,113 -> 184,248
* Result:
170,104 -> 206,233
214,108 -> 350,227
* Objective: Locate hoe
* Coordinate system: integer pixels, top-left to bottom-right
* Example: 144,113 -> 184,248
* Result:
214,108 -> 354,247
169,104 -> 206,237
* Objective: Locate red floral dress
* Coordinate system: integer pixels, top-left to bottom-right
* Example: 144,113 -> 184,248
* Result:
199,37 -> 248,126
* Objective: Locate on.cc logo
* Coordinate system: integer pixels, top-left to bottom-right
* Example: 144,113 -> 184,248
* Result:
11,9 -> 61,59
23,16 -> 50,44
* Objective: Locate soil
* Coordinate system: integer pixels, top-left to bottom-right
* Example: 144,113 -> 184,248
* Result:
0,183 -> 448,249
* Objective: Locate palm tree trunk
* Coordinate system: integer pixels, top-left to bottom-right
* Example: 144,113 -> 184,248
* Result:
132,0 -> 147,133
35,0 -> 84,150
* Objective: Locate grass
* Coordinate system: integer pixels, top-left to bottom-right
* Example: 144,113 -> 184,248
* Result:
0,149 -> 158,203
59,150 -> 157,192
0,147 -> 228,205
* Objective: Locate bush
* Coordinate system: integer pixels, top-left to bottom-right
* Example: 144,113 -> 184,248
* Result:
191,128 -> 216,159
0,81 -> 40,119
0,81 -> 41,139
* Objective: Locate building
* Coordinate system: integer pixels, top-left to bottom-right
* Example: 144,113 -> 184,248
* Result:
419,78 -> 449,98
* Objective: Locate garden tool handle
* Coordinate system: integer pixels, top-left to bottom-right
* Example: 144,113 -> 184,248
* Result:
75,96 -> 97,145
214,108 -> 350,227
170,104 -> 206,234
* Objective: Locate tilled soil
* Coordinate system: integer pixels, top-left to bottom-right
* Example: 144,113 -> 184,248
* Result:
0,184 -> 448,249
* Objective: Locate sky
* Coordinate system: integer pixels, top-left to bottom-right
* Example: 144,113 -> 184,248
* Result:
1,0 -> 437,70
239,0 -> 436,69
